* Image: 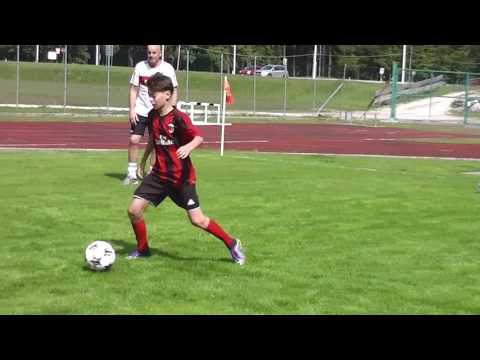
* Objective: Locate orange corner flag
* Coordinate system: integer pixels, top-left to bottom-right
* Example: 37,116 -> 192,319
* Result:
224,77 -> 234,105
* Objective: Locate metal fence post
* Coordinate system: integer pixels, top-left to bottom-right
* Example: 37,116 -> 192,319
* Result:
283,70 -> 287,117
390,62 -> 397,121
16,45 -> 19,107
107,47 -> 111,111
64,45 -> 68,113
186,49 -> 189,102
220,53 -> 224,107
253,56 -> 257,114
428,72 -> 433,119
464,72 -> 470,125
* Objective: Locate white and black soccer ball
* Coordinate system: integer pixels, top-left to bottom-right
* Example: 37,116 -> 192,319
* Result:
85,241 -> 116,271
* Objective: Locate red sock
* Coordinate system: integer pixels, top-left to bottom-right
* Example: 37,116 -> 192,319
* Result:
131,218 -> 148,252
205,219 -> 235,249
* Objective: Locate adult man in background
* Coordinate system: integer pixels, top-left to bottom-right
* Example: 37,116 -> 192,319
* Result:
124,45 -> 178,185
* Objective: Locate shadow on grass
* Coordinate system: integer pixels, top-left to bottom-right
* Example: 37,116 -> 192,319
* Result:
105,239 -> 231,264
104,173 -> 126,181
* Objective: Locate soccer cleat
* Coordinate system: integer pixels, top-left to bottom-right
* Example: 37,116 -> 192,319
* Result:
230,239 -> 246,266
126,248 -> 151,259
123,175 -> 138,186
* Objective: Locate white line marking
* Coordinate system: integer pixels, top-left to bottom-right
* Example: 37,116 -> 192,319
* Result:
257,151 -> 480,162
0,143 -> 69,146
364,138 -> 397,141
2,147 -> 480,162
139,140 -> 269,145
0,147 -> 123,152
204,140 -> 269,144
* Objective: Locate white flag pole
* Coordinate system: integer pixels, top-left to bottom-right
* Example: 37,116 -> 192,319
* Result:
221,76 -> 227,157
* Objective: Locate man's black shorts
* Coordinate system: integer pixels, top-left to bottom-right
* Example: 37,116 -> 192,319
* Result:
130,114 -> 149,136
133,172 -> 200,211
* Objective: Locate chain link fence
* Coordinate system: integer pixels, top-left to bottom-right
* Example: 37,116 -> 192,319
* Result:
369,63 -> 480,124
0,45 -> 398,117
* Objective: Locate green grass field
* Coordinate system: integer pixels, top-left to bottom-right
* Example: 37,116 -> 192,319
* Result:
2,149 -> 480,314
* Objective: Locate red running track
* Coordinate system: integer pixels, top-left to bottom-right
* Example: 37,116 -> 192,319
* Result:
1,122 -> 480,159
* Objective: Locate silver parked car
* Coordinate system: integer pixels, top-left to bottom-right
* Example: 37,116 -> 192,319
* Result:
259,64 -> 289,78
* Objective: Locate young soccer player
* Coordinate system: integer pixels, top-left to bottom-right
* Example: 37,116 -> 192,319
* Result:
126,73 -> 245,265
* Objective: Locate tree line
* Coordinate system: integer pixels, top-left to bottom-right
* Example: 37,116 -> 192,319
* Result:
2,45 -> 480,79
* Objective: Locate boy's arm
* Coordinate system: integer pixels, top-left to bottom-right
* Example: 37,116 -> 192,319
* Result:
138,135 -> 155,178
176,136 -> 203,160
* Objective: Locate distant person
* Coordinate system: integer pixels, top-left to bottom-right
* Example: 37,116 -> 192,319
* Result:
126,73 -> 245,265
124,45 -> 179,185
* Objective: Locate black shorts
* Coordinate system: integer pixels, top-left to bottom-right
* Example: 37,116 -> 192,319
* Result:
133,172 -> 200,211
130,114 -> 149,136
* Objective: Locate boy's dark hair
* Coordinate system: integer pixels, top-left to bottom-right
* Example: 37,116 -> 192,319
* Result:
147,73 -> 174,94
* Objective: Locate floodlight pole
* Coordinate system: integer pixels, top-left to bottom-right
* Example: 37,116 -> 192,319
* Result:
312,45 -> 317,79
35,45 -> 39,63
161,45 -> 165,60
95,45 -> 100,66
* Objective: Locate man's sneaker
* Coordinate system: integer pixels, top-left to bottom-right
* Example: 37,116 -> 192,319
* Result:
230,239 -> 246,266
126,248 -> 151,259
123,175 -> 138,186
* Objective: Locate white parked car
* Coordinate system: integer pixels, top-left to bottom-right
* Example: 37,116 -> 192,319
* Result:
259,64 -> 289,78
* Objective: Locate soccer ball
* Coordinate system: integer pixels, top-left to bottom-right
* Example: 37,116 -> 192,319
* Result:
85,241 -> 116,271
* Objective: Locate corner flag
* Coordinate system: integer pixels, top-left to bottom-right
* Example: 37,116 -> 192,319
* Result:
224,77 -> 234,105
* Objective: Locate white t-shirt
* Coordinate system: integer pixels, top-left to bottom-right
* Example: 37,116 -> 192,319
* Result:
130,60 -> 178,117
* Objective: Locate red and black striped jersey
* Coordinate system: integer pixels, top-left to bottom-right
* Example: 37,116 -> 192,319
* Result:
147,108 -> 200,186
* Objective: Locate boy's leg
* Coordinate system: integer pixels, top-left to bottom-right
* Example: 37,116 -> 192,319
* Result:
127,197 -> 151,257
170,183 -> 246,265
124,115 -> 148,185
188,208 -> 245,265
124,134 -> 142,184
187,208 -> 235,249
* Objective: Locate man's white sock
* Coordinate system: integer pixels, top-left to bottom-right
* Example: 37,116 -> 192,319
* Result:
128,162 -> 137,178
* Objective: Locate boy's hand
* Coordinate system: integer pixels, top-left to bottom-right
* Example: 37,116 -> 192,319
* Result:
137,160 -> 147,179
176,145 -> 192,159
